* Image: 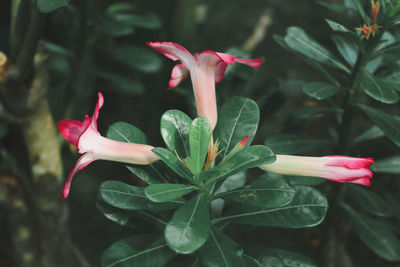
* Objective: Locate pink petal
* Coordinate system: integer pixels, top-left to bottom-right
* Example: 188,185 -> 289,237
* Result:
215,62 -> 229,83
169,64 -> 189,89
350,177 -> 371,186
58,119 -> 84,146
91,92 -> 104,130
196,51 -> 236,65
62,153 -> 96,199
147,42 -> 195,67
325,156 -> 374,170
234,58 -> 263,68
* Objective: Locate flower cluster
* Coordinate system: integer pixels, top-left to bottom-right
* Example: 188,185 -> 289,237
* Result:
356,0 -> 382,39
58,42 -> 374,199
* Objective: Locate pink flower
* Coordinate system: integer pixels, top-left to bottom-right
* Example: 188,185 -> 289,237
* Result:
260,155 -> 374,186
58,92 -> 159,199
148,42 -> 263,129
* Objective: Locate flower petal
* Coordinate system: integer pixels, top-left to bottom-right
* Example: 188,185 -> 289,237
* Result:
196,51 -> 236,66
91,92 -> 104,130
349,177 -> 371,186
62,153 -> 96,199
147,42 -> 195,67
58,119 -> 84,146
215,62 -> 229,83
234,57 -> 263,68
169,64 -> 189,89
325,156 -> 374,169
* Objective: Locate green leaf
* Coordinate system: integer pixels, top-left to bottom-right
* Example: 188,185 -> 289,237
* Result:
152,147 -> 194,182
37,0 -> 70,13
186,117 -> 212,175
325,19 -> 352,33
111,14 -> 162,30
331,35 -> 358,65
358,104 -> 400,147
350,0 -> 370,24
106,122 -> 147,144
126,163 -> 169,185
265,134 -> 332,154
96,196 -> 136,228
96,71 -> 144,95
95,16 -> 135,37
283,27 -> 350,74
359,69 -> 399,104
0,122 -> 8,139
205,145 -> 275,185
100,45 -> 162,73
145,184 -> 196,202
165,195 -> 210,254
214,97 -> 260,157
302,82 -> 341,100
216,174 -> 295,208
199,227 -> 245,267
244,245 -> 316,267
342,203 -> 400,261
274,35 -> 340,86
347,185 -> 393,217
99,181 -> 182,211
215,186 -> 328,228
371,155 -> 400,174
101,236 -> 173,267
354,125 -> 384,143
160,110 -> 192,158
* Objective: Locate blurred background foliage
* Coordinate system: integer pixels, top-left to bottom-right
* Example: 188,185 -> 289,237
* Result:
0,0 -> 400,266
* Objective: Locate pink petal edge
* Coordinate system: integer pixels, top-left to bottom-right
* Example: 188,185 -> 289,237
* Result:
62,153 -> 96,199
169,64 -> 190,89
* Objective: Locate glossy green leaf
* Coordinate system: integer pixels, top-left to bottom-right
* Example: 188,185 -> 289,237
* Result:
283,27 -> 350,74
106,122 -> 147,144
359,69 -> 399,104
265,134 -> 332,154
145,184 -> 196,202
37,0 -> 70,13
101,45 -> 162,73
152,147 -> 193,181
99,181 -> 182,211
331,35 -> 358,65
347,185 -> 393,217
101,236 -> 173,267
216,174 -> 295,208
342,203 -> 400,261
97,71 -> 144,95
302,82 -> 341,100
358,104 -> 400,147
160,110 -> 192,158
96,196 -> 136,228
316,1 -> 348,13
244,245 -> 316,267
325,19 -> 352,33
350,0 -> 370,23
371,155 -> 400,174
165,195 -> 210,254
126,164 -> 169,185
186,117 -> 212,175
205,145 -> 275,185
214,97 -> 260,157
199,227 -> 245,267
215,186 -> 328,228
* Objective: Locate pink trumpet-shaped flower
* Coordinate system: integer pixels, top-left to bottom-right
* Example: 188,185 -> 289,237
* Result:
260,155 -> 374,186
148,42 -> 263,129
58,92 -> 159,199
